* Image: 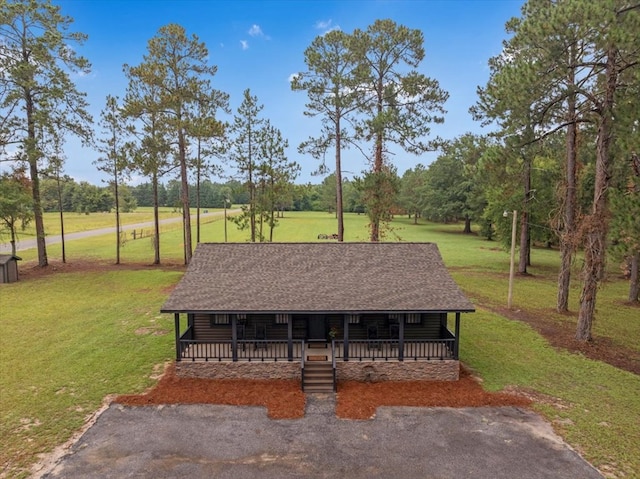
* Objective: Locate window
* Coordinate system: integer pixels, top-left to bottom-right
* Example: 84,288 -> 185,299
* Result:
388,313 -> 404,322
275,313 -> 290,324
347,314 -> 360,324
211,313 -> 229,325
406,313 -> 421,324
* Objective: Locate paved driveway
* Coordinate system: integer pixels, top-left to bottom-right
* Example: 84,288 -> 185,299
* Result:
39,397 -> 602,479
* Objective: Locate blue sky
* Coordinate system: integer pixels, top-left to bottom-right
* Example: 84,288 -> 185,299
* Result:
52,0 -> 523,185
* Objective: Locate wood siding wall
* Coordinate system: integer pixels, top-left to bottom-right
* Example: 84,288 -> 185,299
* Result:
192,314 -> 231,341
192,313 -> 290,341
192,312 -> 447,341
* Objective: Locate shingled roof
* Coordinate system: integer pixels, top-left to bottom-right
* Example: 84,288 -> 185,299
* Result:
161,242 -> 475,314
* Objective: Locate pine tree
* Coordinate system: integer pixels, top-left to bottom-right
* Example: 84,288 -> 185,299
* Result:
352,19 -> 448,241
0,0 -> 92,266
126,24 -> 224,264
292,29 -> 362,241
228,89 -> 265,242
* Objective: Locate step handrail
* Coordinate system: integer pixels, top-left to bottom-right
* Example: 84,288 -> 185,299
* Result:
300,341 -> 306,392
331,339 -> 337,392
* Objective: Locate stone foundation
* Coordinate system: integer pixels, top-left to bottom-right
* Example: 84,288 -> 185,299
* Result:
176,360 -> 458,382
176,361 -> 301,380
336,360 -> 459,382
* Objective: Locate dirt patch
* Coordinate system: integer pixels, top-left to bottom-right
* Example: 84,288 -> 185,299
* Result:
18,259 -> 186,280
115,364 -> 530,420
134,327 -> 169,336
488,303 -> 640,376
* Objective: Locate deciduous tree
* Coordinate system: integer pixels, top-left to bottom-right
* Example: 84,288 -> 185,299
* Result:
0,168 -> 33,256
398,164 -> 427,224
422,134 -> 489,233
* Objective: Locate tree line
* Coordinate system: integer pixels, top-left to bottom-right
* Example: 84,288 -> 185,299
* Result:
1,0 -> 638,341
1,2 -> 447,265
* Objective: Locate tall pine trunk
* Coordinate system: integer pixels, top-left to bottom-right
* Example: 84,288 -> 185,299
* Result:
26,92 -> 47,267
576,46 -> 617,341
370,81 -> 384,243
179,128 -> 192,264
518,155 -> 531,274
557,58 -> 578,312
335,115 -> 344,242
196,147 -> 201,244
112,131 -> 121,265
557,104 -> 578,311
56,169 -> 66,264
152,172 -> 160,265
114,169 -> 121,265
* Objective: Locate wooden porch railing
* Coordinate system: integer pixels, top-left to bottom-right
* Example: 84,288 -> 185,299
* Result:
179,339 -> 304,362
333,339 -> 456,361
178,338 -> 456,362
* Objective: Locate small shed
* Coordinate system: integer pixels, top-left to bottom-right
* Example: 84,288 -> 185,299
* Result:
0,255 -> 21,283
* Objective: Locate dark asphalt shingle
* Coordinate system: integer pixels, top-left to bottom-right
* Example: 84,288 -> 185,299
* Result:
161,242 -> 475,314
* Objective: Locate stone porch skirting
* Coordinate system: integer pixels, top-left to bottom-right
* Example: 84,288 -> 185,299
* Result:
176,361 -> 302,380
336,360 -> 459,381
176,360 -> 459,382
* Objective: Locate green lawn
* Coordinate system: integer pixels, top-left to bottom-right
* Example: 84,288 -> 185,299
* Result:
10,207 -> 187,238
1,211 -> 638,478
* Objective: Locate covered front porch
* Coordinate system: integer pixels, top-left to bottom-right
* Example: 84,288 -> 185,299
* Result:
173,311 -> 461,363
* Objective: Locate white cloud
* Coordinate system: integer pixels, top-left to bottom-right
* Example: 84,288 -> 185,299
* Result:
240,40 -> 249,50
247,24 -> 270,40
248,24 -> 263,37
315,19 -> 340,34
315,19 -> 332,29
288,73 -> 299,83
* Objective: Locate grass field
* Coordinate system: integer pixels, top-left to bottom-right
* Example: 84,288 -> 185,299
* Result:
1,211 -> 638,478
7,207 -> 187,237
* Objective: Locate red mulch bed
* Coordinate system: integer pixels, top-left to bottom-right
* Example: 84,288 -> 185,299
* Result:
115,364 -> 306,419
335,367 -> 531,419
115,364 -> 531,420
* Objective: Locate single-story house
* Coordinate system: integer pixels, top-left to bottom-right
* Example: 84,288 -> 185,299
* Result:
161,242 -> 475,392
0,255 -> 21,284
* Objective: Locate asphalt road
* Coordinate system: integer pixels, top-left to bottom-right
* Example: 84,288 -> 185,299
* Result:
0,210 -> 237,254
38,399 -> 603,479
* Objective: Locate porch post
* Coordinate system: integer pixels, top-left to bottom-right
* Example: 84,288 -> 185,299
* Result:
454,312 -> 461,360
174,313 -> 181,361
231,314 -> 238,361
398,316 -> 405,361
343,314 -> 349,361
287,315 -> 293,361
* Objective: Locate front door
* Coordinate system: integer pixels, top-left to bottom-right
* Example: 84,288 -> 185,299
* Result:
307,315 -> 326,341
